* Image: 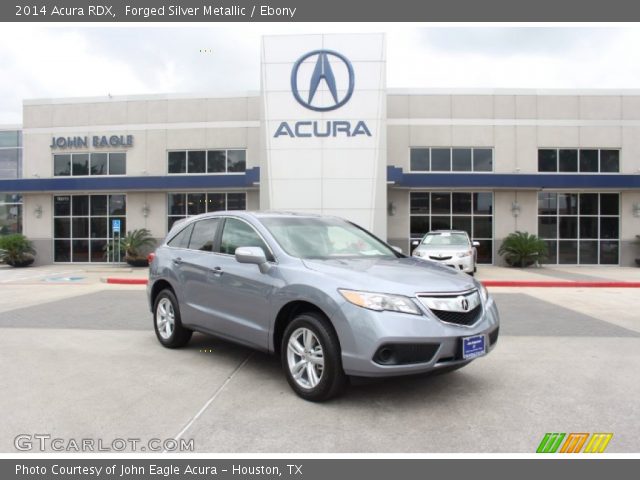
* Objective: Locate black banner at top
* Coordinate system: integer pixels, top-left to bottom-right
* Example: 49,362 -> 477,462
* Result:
4,0 -> 640,22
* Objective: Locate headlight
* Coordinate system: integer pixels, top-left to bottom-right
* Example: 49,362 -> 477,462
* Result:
478,282 -> 489,303
339,289 -> 421,315
457,250 -> 472,258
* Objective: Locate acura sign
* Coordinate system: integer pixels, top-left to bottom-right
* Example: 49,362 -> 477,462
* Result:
291,50 -> 355,112
273,49 -> 371,138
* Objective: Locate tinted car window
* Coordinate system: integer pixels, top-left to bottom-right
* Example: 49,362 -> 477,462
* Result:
220,218 -> 274,261
188,218 -> 220,252
167,223 -> 194,249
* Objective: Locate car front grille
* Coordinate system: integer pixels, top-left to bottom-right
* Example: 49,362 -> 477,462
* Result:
417,290 -> 483,327
429,255 -> 453,261
429,304 -> 482,326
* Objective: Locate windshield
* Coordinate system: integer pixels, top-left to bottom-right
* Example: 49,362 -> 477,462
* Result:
260,216 -> 398,260
421,232 -> 469,246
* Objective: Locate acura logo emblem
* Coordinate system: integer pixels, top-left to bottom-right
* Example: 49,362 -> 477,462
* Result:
461,298 -> 469,311
290,50 -> 355,112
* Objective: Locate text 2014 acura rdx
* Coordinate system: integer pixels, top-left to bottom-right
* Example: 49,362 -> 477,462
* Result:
147,212 -> 500,401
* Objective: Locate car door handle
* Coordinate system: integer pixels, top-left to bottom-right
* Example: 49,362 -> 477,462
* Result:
172,257 -> 183,265
211,266 -> 223,276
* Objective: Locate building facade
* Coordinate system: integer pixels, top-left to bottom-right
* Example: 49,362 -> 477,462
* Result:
1,33 -> 639,266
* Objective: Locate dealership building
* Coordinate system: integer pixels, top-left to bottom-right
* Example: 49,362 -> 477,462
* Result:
1,33 -> 639,266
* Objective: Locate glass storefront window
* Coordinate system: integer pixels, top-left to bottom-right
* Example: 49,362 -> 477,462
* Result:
168,151 -> 187,174
538,150 -> 557,172
410,148 -> 494,172
227,150 -> 247,172
167,192 -> 247,232
473,149 -> 493,172
409,191 -> 494,264
187,151 -> 206,174
72,154 -> 89,176
0,130 -> 21,180
559,149 -> 578,172
538,192 -> 619,265
452,149 -> 472,172
54,155 -> 71,176
430,149 -> 451,171
538,148 -> 620,173
109,153 -> 126,175
90,153 -> 108,175
579,150 -> 599,172
53,194 -> 126,263
168,149 -> 247,174
0,131 -> 21,148
54,152 -> 126,176
410,148 -> 429,171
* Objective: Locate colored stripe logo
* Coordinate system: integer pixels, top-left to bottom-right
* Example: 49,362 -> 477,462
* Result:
537,433 -> 613,453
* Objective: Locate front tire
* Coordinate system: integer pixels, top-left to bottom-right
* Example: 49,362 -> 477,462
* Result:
281,312 -> 347,402
153,289 -> 192,348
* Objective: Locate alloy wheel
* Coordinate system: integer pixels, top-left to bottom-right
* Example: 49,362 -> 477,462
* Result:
286,327 -> 325,389
156,298 -> 175,340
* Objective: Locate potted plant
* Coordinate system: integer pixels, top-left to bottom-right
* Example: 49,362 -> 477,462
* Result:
498,231 -> 547,268
0,234 -> 36,267
104,228 -> 156,267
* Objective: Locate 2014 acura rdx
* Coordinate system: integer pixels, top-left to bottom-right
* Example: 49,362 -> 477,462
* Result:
147,212 -> 500,401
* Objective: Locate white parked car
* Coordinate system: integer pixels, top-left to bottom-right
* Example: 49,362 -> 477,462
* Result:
411,230 -> 479,275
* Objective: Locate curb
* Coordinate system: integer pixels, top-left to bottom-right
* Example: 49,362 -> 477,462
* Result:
482,280 -> 640,288
103,277 -> 640,288
104,278 -> 148,285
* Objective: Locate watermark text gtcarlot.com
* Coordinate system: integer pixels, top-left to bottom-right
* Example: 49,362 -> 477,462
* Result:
14,434 -> 194,452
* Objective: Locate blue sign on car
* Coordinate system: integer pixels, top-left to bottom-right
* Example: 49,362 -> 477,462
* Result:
462,334 -> 486,359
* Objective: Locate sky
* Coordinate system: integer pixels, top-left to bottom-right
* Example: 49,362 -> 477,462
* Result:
2,24 -> 640,124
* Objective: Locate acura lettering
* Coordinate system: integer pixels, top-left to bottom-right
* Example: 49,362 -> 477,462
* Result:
273,120 -> 372,138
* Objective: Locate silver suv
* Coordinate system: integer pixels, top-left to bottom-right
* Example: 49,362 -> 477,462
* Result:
148,212 -> 500,401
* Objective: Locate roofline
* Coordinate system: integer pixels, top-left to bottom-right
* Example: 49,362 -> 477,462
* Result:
387,88 -> 640,96
23,91 -> 261,106
21,88 -> 640,107
0,124 -> 22,130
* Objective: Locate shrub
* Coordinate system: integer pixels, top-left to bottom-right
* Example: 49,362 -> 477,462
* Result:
498,231 -> 547,268
0,234 -> 36,267
104,228 -> 156,265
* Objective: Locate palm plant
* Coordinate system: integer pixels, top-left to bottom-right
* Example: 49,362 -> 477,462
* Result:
104,228 -> 156,265
0,234 -> 36,267
498,231 -> 547,268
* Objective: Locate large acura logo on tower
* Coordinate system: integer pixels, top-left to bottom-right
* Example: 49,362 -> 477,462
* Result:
290,49 -> 355,112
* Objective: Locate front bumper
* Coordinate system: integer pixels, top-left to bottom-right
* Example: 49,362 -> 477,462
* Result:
414,254 -> 475,273
336,296 -> 499,377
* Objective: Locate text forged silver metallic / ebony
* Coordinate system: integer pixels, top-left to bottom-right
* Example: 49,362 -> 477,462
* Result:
147,211 -> 500,401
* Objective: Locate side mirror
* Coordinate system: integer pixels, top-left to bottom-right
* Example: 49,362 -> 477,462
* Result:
392,246 -> 403,254
411,240 -> 420,247
235,246 -> 270,273
472,241 -> 480,247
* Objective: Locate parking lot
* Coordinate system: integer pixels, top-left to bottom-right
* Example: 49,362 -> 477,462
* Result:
1,265 -> 639,453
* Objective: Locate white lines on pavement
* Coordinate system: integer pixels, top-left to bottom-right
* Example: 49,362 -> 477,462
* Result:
165,353 -> 253,452
0,269 -> 83,284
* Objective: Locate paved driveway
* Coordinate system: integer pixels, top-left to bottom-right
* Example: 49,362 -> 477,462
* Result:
0,275 -> 639,453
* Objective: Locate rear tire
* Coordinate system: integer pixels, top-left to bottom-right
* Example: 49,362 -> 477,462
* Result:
153,289 -> 192,348
281,312 -> 347,402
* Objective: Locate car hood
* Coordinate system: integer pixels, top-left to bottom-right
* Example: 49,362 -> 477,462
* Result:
301,257 -> 476,295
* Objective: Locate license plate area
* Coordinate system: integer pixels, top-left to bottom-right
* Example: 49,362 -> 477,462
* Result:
462,334 -> 486,359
